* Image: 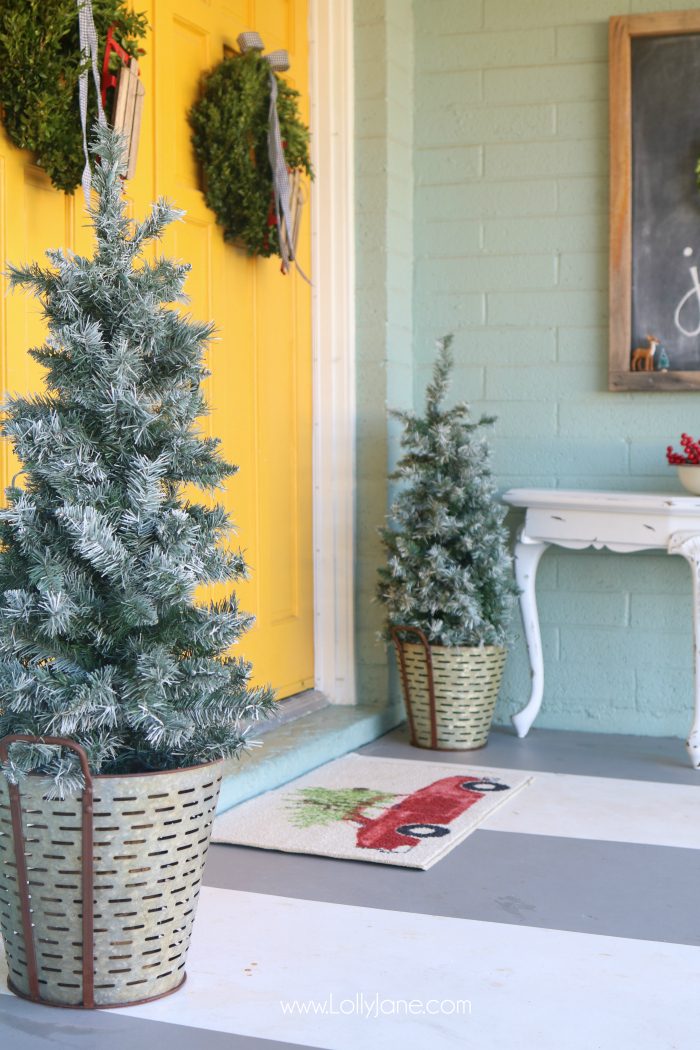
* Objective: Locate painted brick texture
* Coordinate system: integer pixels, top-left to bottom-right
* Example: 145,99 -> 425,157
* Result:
355,0 -> 415,704
412,0 -> 700,736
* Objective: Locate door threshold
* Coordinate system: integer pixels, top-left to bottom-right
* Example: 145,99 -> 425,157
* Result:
249,689 -> 329,738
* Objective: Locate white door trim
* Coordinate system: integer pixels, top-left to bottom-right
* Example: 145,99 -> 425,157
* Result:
308,0 -> 356,704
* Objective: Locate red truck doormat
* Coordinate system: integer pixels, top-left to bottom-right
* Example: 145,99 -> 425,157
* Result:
212,755 -> 533,869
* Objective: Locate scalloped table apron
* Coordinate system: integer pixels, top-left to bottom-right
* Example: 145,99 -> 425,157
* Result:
502,488 -> 700,769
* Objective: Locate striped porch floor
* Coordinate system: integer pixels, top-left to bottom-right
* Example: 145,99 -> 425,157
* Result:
1,724 -> 698,1049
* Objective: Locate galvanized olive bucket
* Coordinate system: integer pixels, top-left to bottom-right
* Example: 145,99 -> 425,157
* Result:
391,626 -> 507,750
0,735 -> 223,1008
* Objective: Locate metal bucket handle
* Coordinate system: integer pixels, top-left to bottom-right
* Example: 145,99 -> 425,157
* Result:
389,625 -> 438,749
0,734 -> 95,1008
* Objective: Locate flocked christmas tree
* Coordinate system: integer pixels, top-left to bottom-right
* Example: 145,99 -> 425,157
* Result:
377,335 -> 518,647
0,126 -> 274,796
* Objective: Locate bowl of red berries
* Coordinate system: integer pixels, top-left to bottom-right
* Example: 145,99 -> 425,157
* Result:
666,434 -> 700,494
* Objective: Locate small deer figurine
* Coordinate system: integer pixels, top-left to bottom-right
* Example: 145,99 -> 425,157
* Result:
631,335 -> 660,372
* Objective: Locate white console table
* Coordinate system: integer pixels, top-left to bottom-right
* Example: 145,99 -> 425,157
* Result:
502,488 -> 700,768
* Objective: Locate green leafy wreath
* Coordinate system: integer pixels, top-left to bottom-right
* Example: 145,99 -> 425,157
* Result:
0,1 -> 147,194
189,50 -> 312,258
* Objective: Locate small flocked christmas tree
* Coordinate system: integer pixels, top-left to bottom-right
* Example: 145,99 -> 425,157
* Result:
0,126 -> 274,796
377,335 -> 517,648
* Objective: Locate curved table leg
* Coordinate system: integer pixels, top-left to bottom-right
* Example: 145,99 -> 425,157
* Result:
512,532 -> 550,739
668,532 -> 700,769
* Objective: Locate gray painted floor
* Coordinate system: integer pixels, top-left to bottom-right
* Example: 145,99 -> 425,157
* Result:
2,723 -> 697,1048
203,831 -> 700,945
364,723 -> 700,784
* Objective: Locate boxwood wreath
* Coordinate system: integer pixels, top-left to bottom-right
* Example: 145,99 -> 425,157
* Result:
0,0 -> 146,194
189,49 -> 312,258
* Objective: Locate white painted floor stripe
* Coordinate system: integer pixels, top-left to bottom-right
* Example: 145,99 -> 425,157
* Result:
480,767 -> 700,849
3,885 -> 688,1050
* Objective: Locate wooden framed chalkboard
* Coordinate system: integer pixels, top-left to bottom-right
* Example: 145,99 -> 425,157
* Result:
609,11 -> 700,391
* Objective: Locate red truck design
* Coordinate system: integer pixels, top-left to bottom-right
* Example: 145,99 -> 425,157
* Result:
348,775 -> 509,853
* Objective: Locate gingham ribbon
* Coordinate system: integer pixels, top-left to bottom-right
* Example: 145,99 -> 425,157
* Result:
78,0 -> 107,208
237,32 -> 309,281
237,31 -> 264,53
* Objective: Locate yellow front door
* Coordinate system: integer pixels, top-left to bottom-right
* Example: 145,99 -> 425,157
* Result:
0,0 -> 314,699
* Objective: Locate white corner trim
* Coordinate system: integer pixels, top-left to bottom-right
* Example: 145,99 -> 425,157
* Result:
308,0 -> 357,704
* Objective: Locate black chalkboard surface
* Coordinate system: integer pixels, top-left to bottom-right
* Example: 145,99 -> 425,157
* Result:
631,33 -> 700,371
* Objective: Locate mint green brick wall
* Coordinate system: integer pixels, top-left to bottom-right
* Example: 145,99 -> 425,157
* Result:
355,0 -> 414,704
413,0 -> 700,737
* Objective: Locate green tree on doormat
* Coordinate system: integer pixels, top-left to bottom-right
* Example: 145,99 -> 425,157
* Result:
288,787 -> 397,829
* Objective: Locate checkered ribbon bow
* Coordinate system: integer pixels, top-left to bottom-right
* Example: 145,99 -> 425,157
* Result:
237,32 -> 309,281
78,0 -> 108,208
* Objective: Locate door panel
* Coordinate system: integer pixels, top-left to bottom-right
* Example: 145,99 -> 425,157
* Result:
0,0 -> 314,699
